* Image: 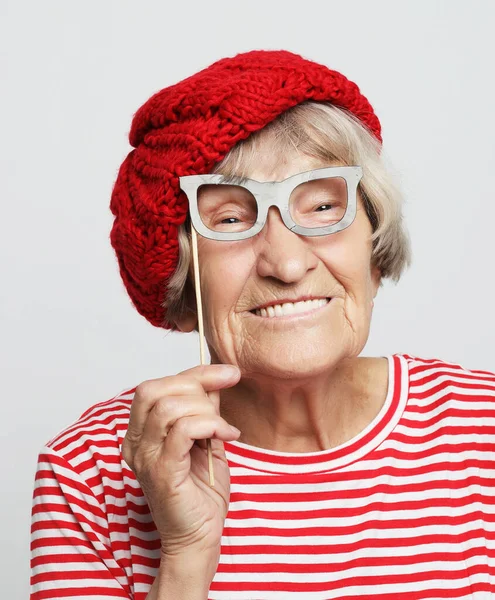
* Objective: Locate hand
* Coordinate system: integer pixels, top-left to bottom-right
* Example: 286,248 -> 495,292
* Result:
122,364 -> 241,565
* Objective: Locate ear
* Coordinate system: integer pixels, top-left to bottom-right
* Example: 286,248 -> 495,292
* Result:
175,308 -> 198,333
371,263 -> 382,298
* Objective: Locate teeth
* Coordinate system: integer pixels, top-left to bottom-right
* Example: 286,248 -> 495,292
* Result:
255,298 -> 329,318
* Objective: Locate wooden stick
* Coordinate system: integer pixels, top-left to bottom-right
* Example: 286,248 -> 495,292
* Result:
190,226 -> 215,488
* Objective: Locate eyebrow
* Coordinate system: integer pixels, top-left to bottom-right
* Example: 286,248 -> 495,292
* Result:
218,173 -> 250,186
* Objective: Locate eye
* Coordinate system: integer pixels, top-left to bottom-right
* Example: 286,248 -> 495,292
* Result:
315,204 -> 333,212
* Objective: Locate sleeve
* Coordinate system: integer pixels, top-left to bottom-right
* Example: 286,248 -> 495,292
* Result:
30,446 -> 133,599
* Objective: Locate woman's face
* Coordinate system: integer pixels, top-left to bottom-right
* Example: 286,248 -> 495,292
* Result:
185,148 -> 381,379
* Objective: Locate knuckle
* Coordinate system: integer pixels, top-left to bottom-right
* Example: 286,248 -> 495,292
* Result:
154,395 -> 214,419
134,380 -> 155,401
153,396 -> 179,418
182,377 -> 204,395
173,416 -> 192,437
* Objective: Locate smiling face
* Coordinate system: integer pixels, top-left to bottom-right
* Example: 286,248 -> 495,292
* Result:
180,147 -> 381,380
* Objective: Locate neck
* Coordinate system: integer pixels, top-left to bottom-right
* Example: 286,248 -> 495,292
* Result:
219,356 -> 389,453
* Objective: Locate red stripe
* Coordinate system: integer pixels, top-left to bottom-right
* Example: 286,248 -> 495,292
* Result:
371,441 -> 495,461
209,581 -> 492,598
230,457 -> 495,485
226,507 -> 493,526
408,379 -> 495,400
31,587 -> 128,599
220,528 -> 488,549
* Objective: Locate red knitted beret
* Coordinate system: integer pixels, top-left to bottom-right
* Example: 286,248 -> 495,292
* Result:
109,49 -> 382,330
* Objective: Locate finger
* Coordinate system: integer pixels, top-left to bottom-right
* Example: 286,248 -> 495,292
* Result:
140,395 -> 217,449
183,364 -> 241,413
180,364 -> 241,410
128,379 -> 204,442
163,414 -> 241,465
127,365 -> 239,441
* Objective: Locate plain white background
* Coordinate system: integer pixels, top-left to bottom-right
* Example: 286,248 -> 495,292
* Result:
1,0 -> 494,596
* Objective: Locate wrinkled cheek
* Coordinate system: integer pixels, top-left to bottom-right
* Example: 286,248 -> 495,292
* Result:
342,288 -> 370,335
204,311 -> 237,360
357,295 -> 375,344
204,311 -> 222,347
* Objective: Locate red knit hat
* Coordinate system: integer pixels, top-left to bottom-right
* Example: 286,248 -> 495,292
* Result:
110,49 -> 382,330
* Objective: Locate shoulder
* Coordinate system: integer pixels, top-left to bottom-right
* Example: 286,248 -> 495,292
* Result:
401,353 -> 495,386
41,386 -> 137,493
46,386 -> 136,455
398,353 -> 495,411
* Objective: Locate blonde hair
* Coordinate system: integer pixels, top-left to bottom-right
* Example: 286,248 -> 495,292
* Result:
162,101 -> 412,331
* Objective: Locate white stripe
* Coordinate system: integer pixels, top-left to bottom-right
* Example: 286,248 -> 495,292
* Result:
31,545 -> 98,559
32,560 -> 110,573
217,539 -> 487,563
212,556 -> 486,581
209,581 -> 486,600
409,365 -> 495,383
230,466 -> 493,497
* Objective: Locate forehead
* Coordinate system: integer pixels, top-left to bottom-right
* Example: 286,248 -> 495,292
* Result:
240,149 -> 341,183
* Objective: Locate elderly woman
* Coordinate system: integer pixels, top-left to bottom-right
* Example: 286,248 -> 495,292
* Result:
30,50 -> 495,600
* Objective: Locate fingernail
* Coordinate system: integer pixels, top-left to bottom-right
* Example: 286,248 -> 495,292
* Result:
230,426 -> 241,435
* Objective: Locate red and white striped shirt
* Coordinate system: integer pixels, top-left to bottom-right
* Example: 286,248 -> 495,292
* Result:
30,354 -> 495,599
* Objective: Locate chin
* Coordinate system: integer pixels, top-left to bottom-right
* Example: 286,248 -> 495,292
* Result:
249,343 -> 348,379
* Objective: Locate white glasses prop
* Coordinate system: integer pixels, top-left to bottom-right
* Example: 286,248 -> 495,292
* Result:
179,165 -> 363,241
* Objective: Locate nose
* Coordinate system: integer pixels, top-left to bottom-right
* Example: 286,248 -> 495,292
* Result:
254,206 -> 318,283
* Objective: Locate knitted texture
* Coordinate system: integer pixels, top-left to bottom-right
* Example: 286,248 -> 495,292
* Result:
110,49 -> 382,329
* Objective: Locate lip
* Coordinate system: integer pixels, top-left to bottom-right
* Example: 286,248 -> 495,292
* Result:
249,295 -> 331,312
247,297 -> 333,321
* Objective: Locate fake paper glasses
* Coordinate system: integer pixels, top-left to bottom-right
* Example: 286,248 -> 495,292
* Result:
179,165 -> 363,241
